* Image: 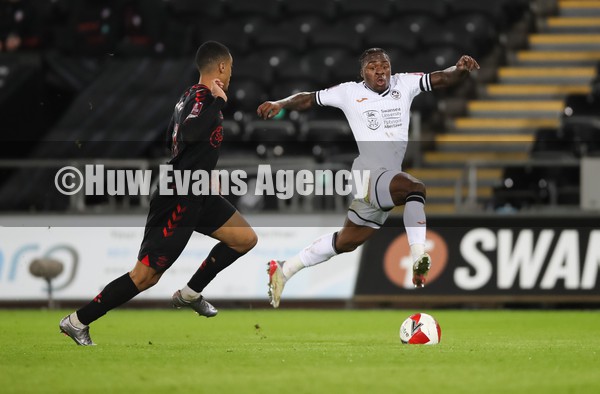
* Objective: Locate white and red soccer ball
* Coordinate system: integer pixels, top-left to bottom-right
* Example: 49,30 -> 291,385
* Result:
400,313 -> 441,345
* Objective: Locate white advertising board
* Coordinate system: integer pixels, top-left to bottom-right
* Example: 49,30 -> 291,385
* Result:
0,214 -> 360,301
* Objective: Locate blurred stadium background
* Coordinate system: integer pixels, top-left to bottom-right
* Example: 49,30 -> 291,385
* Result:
0,0 -> 599,308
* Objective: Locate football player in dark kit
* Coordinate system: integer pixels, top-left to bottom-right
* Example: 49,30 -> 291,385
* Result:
60,41 -> 258,346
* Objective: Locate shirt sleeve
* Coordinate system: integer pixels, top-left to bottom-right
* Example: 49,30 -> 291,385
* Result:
180,96 -> 226,142
315,83 -> 350,109
399,73 -> 433,100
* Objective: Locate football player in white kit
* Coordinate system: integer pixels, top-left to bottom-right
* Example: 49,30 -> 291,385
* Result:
257,48 -> 479,308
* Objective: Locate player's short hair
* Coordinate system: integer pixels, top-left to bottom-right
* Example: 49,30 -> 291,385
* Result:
359,48 -> 390,68
195,41 -> 231,73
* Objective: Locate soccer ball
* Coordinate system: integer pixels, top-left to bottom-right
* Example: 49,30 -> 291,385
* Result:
399,313 -> 441,345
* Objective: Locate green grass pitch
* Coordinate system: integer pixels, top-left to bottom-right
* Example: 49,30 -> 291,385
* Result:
1,309 -> 599,394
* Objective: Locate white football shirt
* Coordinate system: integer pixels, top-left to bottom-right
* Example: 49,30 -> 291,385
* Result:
316,72 -> 432,171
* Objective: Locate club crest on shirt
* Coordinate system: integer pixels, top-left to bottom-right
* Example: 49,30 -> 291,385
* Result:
363,110 -> 381,130
391,89 -> 401,99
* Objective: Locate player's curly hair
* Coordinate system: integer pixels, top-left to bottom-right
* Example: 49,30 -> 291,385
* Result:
359,48 -> 390,68
195,41 -> 231,73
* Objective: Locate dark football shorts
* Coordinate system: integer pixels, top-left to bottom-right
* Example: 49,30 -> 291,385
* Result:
137,192 -> 236,272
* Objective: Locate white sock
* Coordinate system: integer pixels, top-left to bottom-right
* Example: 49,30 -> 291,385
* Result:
281,255 -> 305,279
180,285 -> 200,301
410,243 -> 426,262
283,233 -> 338,280
299,232 -> 338,267
70,312 -> 87,329
404,200 -> 427,261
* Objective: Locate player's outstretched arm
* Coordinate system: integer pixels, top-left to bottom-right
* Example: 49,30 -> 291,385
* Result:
429,55 -> 480,90
257,92 -> 316,120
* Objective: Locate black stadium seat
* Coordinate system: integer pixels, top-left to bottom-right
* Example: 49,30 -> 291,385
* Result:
302,120 -> 356,163
445,15 -> 498,57
409,47 -> 464,72
563,94 -> 600,120
300,49 -> 356,84
197,22 -> 251,55
329,53 -> 362,84
283,0 -> 338,21
254,25 -> 307,53
338,0 -> 395,20
232,54 -> 274,85
336,15 -> 379,35
244,120 -> 304,158
531,128 -> 575,158
363,24 -> 419,54
394,0 -> 448,20
285,15 -> 328,35
226,0 -> 281,20
270,80 -> 319,103
420,25 -> 477,56
228,79 -> 269,113
449,0 -> 507,29
168,0 -> 224,23
563,123 -> 600,157
309,25 -> 362,53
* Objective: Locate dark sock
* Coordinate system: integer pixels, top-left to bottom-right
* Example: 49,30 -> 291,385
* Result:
76,273 -> 140,325
187,242 -> 245,293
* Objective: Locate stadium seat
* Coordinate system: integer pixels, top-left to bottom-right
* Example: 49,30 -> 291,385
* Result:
531,128 -> 576,158
197,21 -> 251,55
336,15 -> 379,35
244,120 -> 305,158
285,15 -> 328,35
282,0 -> 337,21
53,0 -> 119,56
232,54 -> 274,85
420,25 -> 477,57
228,79 -> 269,113
386,48 -> 418,71
493,167 -> 550,209
301,120 -> 356,163
410,93 -> 438,118
0,0 -> 49,51
168,0 -> 224,23
449,0 -> 507,29
552,167 -> 580,205
329,53 -> 362,84
391,15 -> 438,37
309,25 -> 362,53
269,80 -> 319,103
445,15 -> 497,57
220,120 -> 253,157
338,0 -> 394,19
291,49 -> 356,86
394,0 -> 448,20
226,0 -> 281,20
363,24 -> 419,54
410,47 -> 464,72
562,94 -> 600,121
277,54 -> 333,86
252,48 -> 293,75
562,122 -> 600,157
253,25 -> 307,53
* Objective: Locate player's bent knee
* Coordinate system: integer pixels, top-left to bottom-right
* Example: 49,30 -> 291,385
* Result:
243,230 -> 258,252
231,229 -> 258,254
411,180 -> 426,197
391,178 -> 426,205
130,263 -> 162,291
335,239 -> 361,253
